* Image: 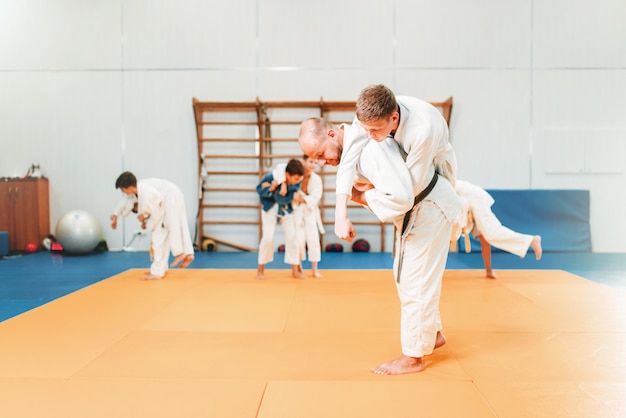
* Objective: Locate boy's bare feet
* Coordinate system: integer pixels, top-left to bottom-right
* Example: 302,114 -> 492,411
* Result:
292,264 -> 306,279
371,355 -> 425,375
312,271 -> 323,278
170,254 -> 186,268
531,235 -> 542,260
179,254 -> 194,268
257,265 -> 265,280
141,273 -> 163,280
485,269 -> 497,279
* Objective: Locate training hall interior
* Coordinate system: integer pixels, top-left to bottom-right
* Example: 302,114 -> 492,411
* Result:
1,0 -> 626,417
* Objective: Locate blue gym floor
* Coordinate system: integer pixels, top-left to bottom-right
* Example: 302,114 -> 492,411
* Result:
1,250 -> 626,322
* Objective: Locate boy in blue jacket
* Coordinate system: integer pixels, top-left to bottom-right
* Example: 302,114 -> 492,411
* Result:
256,159 -> 305,280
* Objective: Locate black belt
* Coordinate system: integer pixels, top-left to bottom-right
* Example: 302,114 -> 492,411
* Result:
401,172 -> 438,234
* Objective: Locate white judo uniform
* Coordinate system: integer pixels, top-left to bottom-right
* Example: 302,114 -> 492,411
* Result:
257,164 -> 300,266
293,171 -> 325,263
112,194 -> 138,218
455,180 -> 534,258
338,96 -> 462,358
137,178 -> 194,278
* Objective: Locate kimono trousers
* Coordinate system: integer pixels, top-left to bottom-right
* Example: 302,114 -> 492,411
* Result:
293,171 -> 325,263
257,164 -> 300,266
138,178 -> 194,277
455,180 -> 533,258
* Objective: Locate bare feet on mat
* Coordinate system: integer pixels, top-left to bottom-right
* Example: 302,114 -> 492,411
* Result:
312,270 -> 323,278
179,254 -> 194,268
170,254 -> 186,268
371,355 -> 425,375
531,235 -> 543,260
434,331 -> 446,350
485,269 -> 497,279
141,273 -> 162,280
292,265 -> 306,279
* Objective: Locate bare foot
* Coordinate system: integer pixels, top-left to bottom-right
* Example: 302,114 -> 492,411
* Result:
170,254 -> 186,268
434,331 -> 446,350
486,270 -> 497,279
179,254 -> 194,268
292,265 -> 306,279
312,270 -> 323,278
531,236 -> 542,260
256,271 -> 265,280
141,273 -> 163,280
371,355 -> 425,375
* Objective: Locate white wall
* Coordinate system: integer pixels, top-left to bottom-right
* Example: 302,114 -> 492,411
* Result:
1,0 -> 625,252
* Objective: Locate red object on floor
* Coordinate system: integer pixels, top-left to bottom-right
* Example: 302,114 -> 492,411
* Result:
24,242 -> 39,253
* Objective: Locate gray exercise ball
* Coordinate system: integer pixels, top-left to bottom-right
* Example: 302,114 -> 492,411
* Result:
55,210 -> 102,254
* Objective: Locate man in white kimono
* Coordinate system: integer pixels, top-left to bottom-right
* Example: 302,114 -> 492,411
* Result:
115,171 -> 195,280
299,86 -> 461,375
455,179 -> 542,278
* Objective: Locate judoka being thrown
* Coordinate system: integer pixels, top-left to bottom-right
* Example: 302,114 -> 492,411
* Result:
298,84 -> 461,375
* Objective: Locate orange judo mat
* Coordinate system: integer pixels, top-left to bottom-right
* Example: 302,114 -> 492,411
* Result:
0,268 -> 625,418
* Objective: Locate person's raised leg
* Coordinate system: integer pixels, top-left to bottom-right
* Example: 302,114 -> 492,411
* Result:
531,235 -> 542,260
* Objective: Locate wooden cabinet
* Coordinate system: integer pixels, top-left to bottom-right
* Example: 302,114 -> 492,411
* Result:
0,178 -> 50,252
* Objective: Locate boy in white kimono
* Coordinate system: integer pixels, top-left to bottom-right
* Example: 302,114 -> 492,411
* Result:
455,179 -> 542,278
256,159 -> 305,280
115,171 -> 195,280
292,155 -> 325,278
110,193 -> 139,229
299,84 -> 461,375
110,194 -> 156,255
